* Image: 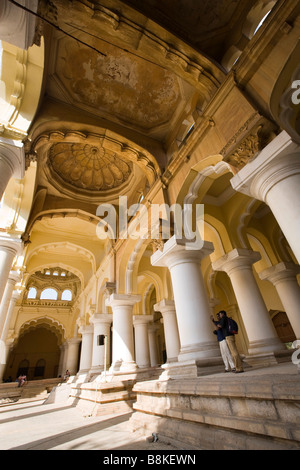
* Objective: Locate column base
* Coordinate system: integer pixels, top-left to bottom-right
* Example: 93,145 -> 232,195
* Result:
159,356 -> 225,380
243,353 -> 278,368
244,338 -> 290,368
247,337 -> 286,356
93,365 -> 162,384
178,340 -> 221,363
110,360 -> 138,374
75,370 -> 90,383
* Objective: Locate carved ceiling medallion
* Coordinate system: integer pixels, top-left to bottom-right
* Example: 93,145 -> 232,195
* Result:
48,143 -> 132,191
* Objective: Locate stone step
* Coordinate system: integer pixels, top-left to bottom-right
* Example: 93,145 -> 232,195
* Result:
0,378 -> 63,403
68,367 -> 162,415
0,383 -> 21,404
69,379 -> 136,416
129,365 -> 300,450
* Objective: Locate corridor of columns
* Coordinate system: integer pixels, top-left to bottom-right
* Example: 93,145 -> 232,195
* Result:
0,0 -> 299,451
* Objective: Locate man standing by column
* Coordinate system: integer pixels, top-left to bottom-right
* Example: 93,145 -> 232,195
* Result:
217,310 -> 244,373
211,313 -> 235,373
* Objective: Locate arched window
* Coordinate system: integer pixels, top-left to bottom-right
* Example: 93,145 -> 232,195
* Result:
34,359 -> 46,378
27,287 -> 37,299
61,289 -> 72,301
40,288 -> 58,300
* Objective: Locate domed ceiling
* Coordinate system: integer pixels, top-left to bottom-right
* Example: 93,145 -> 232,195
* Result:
48,142 -> 132,192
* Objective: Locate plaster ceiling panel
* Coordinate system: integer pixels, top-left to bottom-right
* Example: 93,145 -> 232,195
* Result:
32,217 -> 101,244
46,34 -> 184,134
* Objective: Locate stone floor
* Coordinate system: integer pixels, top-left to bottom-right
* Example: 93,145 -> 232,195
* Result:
0,362 -> 298,452
0,400 -> 181,451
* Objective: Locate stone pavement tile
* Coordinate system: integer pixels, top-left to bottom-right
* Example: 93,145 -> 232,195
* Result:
0,400 -> 180,451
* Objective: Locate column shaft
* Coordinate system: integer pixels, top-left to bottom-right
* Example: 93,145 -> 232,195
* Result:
65,338 -> 81,376
108,294 -> 140,372
151,236 -> 220,362
260,262 -> 300,339
0,238 -> 23,305
0,140 -> 24,200
133,316 -> 152,368
0,271 -> 20,336
213,249 -> 284,356
154,299 -> 180,362
78,325 -> 93,373
90,313 -> 112,373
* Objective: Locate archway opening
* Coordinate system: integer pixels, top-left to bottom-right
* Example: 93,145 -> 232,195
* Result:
4,327 -> 60,381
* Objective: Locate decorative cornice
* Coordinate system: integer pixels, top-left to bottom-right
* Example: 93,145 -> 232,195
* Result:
220,113 -> 278,170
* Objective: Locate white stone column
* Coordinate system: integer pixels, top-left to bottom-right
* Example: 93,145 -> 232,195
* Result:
0,237 -> 23,305
0,139 -> 25,201
154,299 -> 180,363
0,270 -> 20,336
0,289 -> 20,344
90,313 -> 112,374
151,236 -> 220,363
148,324 -> 160,367
108,293 -> 140,372
133,315 -> 152,368
78,325 -> 93,377
231,131 -> 300,264
259,262 -> 300,339
0,0 -> 38,49
213,249 -> 285,358
0,338 -> 13,382
58,342 -> 67,378
0,290 -> 20,381
65,338 -> 81,376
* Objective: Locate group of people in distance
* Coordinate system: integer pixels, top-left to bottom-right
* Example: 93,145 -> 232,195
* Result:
211,310 -> 244,373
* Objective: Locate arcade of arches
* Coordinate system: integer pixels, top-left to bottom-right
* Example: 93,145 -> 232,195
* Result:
0,0 -> 300,449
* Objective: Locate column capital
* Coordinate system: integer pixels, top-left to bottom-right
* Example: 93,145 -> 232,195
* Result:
133,314 -> 153,326
107,293 -> 141,308
7,270 -> 21,285
151,235 -> 214,269
66,337 -> 81,346
148,323 -> 160,333
78,324 -> 94,335
231,131 -> 300,202
90,313 -> 113,325
154,299 -> 175,314
212,248 -> 261,275
259,262 -> 300,285
0,236 -> 23,255
10,289 -> 22,303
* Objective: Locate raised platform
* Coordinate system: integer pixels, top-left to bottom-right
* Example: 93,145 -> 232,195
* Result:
129,363 -> 300,450
67,366 -> 162,416
0,378 -> 63,405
